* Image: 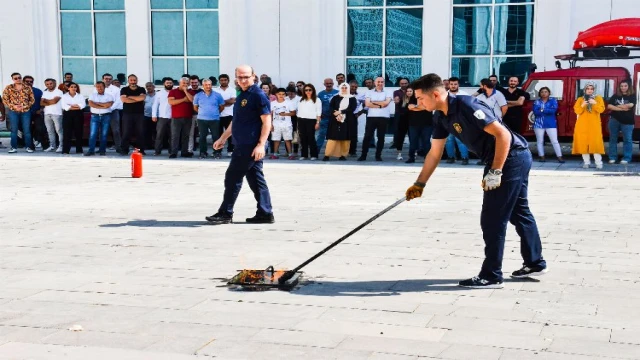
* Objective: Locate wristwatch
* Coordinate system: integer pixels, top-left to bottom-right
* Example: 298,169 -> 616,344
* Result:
488,169 -> 502,176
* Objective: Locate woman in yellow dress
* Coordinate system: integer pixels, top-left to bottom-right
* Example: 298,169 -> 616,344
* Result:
572,82 -> 605,169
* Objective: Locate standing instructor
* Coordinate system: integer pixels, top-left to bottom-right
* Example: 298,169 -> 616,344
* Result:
206,65 -> 274,225
405,74 -> 546,289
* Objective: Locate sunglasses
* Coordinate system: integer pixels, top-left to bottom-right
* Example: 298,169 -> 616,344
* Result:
13,76 -> 21,80
304,89 -> 313,92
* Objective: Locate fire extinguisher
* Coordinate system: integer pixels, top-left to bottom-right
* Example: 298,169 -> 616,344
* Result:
131,148 -> 143,178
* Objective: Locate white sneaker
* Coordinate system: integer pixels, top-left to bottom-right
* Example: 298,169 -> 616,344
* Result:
595,163 -> 603,169
34,141 -> 42,149
44,146 -> 55,152
26,148 -> 34,153
608,159 -> 616,164
310,157 -> 317,161
56,146 -> 63,153
620,160 -> 629,165
396,153 -> 403,160
299,157 -> 307,160
8,147 -> 17,153
582,163 -> 590,169
227,152 -> 233,157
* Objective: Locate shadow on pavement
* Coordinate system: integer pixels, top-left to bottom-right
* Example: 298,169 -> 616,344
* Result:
100,219 -> 208,228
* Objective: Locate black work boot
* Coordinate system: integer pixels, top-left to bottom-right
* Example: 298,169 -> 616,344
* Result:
205,212 -> 233,224
246,213 -> 275,224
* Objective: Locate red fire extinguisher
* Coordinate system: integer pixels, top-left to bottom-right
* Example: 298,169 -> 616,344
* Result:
131,148 -> 143,178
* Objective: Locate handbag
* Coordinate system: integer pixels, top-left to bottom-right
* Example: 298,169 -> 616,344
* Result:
292,130 -> 299,144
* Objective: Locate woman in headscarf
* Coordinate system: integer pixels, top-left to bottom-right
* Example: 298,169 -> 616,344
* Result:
573,82 -> 605,169
324,82 -> 356,161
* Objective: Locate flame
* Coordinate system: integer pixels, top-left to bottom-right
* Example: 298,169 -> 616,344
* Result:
234,269 -> 288,284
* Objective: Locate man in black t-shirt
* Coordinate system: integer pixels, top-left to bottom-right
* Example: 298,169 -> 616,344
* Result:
501,77 -> 530,134
607,80 -> 636,164
120,74 -> 147,155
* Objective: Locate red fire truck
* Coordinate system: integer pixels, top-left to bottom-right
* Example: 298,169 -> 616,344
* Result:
520,18 -> 640,140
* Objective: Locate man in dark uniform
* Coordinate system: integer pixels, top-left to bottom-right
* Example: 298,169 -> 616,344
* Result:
406,74 -> 546,289
206,65 -> 274,225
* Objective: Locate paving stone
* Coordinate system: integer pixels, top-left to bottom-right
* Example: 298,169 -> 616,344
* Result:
438,343 -> 503,360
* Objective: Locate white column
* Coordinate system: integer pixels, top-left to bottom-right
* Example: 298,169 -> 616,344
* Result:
124,0 -> 151,84
422,0 -> 451,78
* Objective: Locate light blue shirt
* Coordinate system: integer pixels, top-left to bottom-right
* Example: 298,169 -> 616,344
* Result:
193,90 -> 225,121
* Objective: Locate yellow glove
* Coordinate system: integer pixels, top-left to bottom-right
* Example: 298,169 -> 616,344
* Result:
406,182 -> 425,201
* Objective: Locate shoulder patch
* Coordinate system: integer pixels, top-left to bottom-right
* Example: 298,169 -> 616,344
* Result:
473,109 -> 486,120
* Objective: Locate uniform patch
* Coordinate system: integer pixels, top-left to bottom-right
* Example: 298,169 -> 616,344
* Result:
241,99 -> 248,107
453,123 -> 462,134
473,109 -> 486,120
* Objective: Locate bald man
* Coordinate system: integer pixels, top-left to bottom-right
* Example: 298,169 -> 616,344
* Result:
316,78 -> 338,151
207,65 -> 275,225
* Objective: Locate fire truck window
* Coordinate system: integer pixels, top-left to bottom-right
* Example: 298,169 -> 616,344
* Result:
575,79 -> 614,99
526,79 -> 563,100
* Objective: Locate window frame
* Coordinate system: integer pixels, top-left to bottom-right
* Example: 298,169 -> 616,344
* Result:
149,0 -> 220,82
450,0 -> 536,86
345,1 -> 424,86
58,0 -> 127,84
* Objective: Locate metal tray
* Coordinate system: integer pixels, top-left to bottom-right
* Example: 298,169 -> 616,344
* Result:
227,266 -> 302,291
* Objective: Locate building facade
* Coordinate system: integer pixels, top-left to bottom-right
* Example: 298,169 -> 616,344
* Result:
1,0 -> 639,92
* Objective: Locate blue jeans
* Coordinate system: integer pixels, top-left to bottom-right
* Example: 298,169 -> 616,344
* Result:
218,144 -> 273,216
608,118 -> 634,162
480,149 -> 546,281
315,117 -> 330,150
89,113 -> 111,153
408,125 -> 433,158
445,134 -> 469,159
7,110 -> 33,149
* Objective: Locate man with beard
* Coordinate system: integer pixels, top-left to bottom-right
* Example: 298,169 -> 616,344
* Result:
502,76 -> 529,134
152,77 -> 174,155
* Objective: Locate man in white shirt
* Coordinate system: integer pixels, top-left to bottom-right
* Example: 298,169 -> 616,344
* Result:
86,81 -> 114,156
152,77 -> 174,155
213,73 -> 236,156
101,73 -> 123,152
358,77 -> 392,161
40,78 -> 64,152
476,78 -> 508,121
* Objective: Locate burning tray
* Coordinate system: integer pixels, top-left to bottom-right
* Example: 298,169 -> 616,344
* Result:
227,266 -> 302,291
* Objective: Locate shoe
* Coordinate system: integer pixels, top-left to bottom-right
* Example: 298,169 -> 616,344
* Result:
169,154 -> 177,159
539,156 -> 546,162
375,156 -> 382,162
608,159 -> 616,164
34,141 -> 41,149
461,158 -> 469,165
205,212 -> 233,224
84,152 -> 95,156
595,163 -> 603,169
181,153 -> 193,158
246,213 -> 275,224
582,163 -> 590,169
26,148 -> 34,153
405,158 -> 415,163
288,155 -> 296,160
8,147 -> 17,153
44,146 -> 55,152
338,156 -> 347,161
309,157 -> 317,161
227,152 -> 233,157
99,152 -> 106,156
396,154 -> 403,160
322,156 -> 329,161
299,157 -> 307,160
212,153 -> 222,159
199,153 -> 208,159
620,160 -> 629,165
269,154 -> 278,160
357,156 -> 366,162
511,265 -> 548,278
56,146 -> 63,153
446,158 -> 455,164
557,157 -> 565,164
458,276 -> 504,289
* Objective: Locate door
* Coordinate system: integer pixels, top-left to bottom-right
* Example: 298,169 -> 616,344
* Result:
522,78 -> 568,136
571,77 -> 616,137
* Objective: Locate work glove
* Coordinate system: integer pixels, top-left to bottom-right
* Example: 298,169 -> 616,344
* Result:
482,169 -> 502,191
406,182 -> 425,201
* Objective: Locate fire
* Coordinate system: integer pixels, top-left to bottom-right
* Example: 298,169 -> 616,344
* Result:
234,269 -> 288,285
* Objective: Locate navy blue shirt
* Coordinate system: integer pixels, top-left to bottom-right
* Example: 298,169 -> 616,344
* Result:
432,94 -> 528,163
30,87 -> 43,114
232,84 -> 271,146
318,89 -> 338,118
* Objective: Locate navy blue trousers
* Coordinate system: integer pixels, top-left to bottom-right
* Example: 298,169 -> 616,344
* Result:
218,145 -> 273,216
479,149 -> 546,281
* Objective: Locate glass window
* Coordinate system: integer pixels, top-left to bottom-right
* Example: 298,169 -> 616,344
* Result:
347,58 -> 382,86
61,13 -> 93,56
62,58 -> 94,85
452,0 -> 535,84
386,8 -> 422,56
347,9 -> 383,56
94,13 -> 126,56
60,0 -> 91,10
151,2 -> 220,82
152,12 -> 184,56
59,2 -> 127,83
525,79 -> 564,100
575,79 -> 615,99
386,58 -> 421,86
186,0 -> 219,9
93,0 -> 124,10
386,0 -> 423,5
186,11 -> 219,56
348,0 -> 383,6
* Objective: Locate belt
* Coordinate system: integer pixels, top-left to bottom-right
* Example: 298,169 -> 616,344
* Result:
92,113 -> 112,116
